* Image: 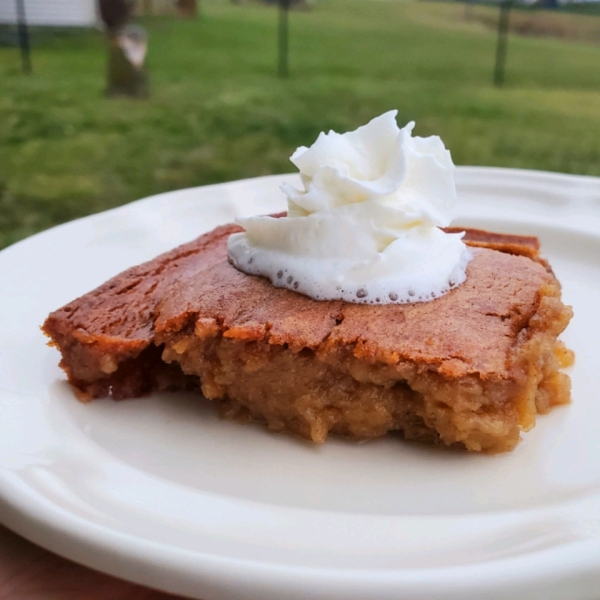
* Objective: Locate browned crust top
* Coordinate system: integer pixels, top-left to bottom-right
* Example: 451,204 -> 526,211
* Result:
43,221 -> 556,384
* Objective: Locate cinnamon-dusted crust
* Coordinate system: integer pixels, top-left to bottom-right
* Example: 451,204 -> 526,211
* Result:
43,222 -> 573,452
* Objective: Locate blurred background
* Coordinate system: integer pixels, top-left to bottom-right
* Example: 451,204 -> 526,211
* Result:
1,0 -> 599,250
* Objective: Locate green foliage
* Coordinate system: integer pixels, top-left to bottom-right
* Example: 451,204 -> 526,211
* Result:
1,0 -> 600,249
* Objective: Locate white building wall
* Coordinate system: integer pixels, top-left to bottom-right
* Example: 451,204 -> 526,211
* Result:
0,0 -> 98,27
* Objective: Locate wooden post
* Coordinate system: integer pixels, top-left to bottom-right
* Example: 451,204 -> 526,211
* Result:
278,0 -> 289,77
493,0 -> 512,88
106,25 -> 149,97
15,0 -> 31,74
100,0 -> 149,98
176,0 -> 198,17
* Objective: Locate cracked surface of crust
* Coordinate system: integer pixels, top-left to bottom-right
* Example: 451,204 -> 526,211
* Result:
43,222 -> 563,388
152,228 -> 552,380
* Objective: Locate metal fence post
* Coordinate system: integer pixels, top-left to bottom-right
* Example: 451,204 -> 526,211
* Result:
15,0 -> 31,74
493,0 -> 512,87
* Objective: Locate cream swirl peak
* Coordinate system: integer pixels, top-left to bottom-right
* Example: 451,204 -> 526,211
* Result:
227,110 -> 471,304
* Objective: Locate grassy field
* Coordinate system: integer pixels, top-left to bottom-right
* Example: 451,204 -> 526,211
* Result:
1,0 -> 600,249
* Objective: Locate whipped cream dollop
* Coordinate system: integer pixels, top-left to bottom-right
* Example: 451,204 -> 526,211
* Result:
227,110 -> 471,304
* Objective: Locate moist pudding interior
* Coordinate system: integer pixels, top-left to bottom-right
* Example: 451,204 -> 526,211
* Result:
157,275 -> 571,453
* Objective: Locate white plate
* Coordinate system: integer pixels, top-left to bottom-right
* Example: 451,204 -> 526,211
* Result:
1,167 -> 600,600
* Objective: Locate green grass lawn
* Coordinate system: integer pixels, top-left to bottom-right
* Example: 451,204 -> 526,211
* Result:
1,0 -> 600,249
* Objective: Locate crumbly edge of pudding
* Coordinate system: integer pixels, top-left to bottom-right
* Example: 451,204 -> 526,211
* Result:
156,279 -> 572,453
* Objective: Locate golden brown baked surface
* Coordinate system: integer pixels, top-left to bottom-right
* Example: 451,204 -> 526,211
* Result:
43,222 -> 573,452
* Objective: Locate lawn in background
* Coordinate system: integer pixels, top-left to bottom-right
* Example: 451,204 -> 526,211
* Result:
1,0 -> 600,249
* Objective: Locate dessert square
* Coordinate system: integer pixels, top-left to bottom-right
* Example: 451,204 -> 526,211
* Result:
43,224 -> 573,452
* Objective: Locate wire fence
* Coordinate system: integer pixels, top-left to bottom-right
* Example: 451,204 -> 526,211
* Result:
425,0 -> 600,86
